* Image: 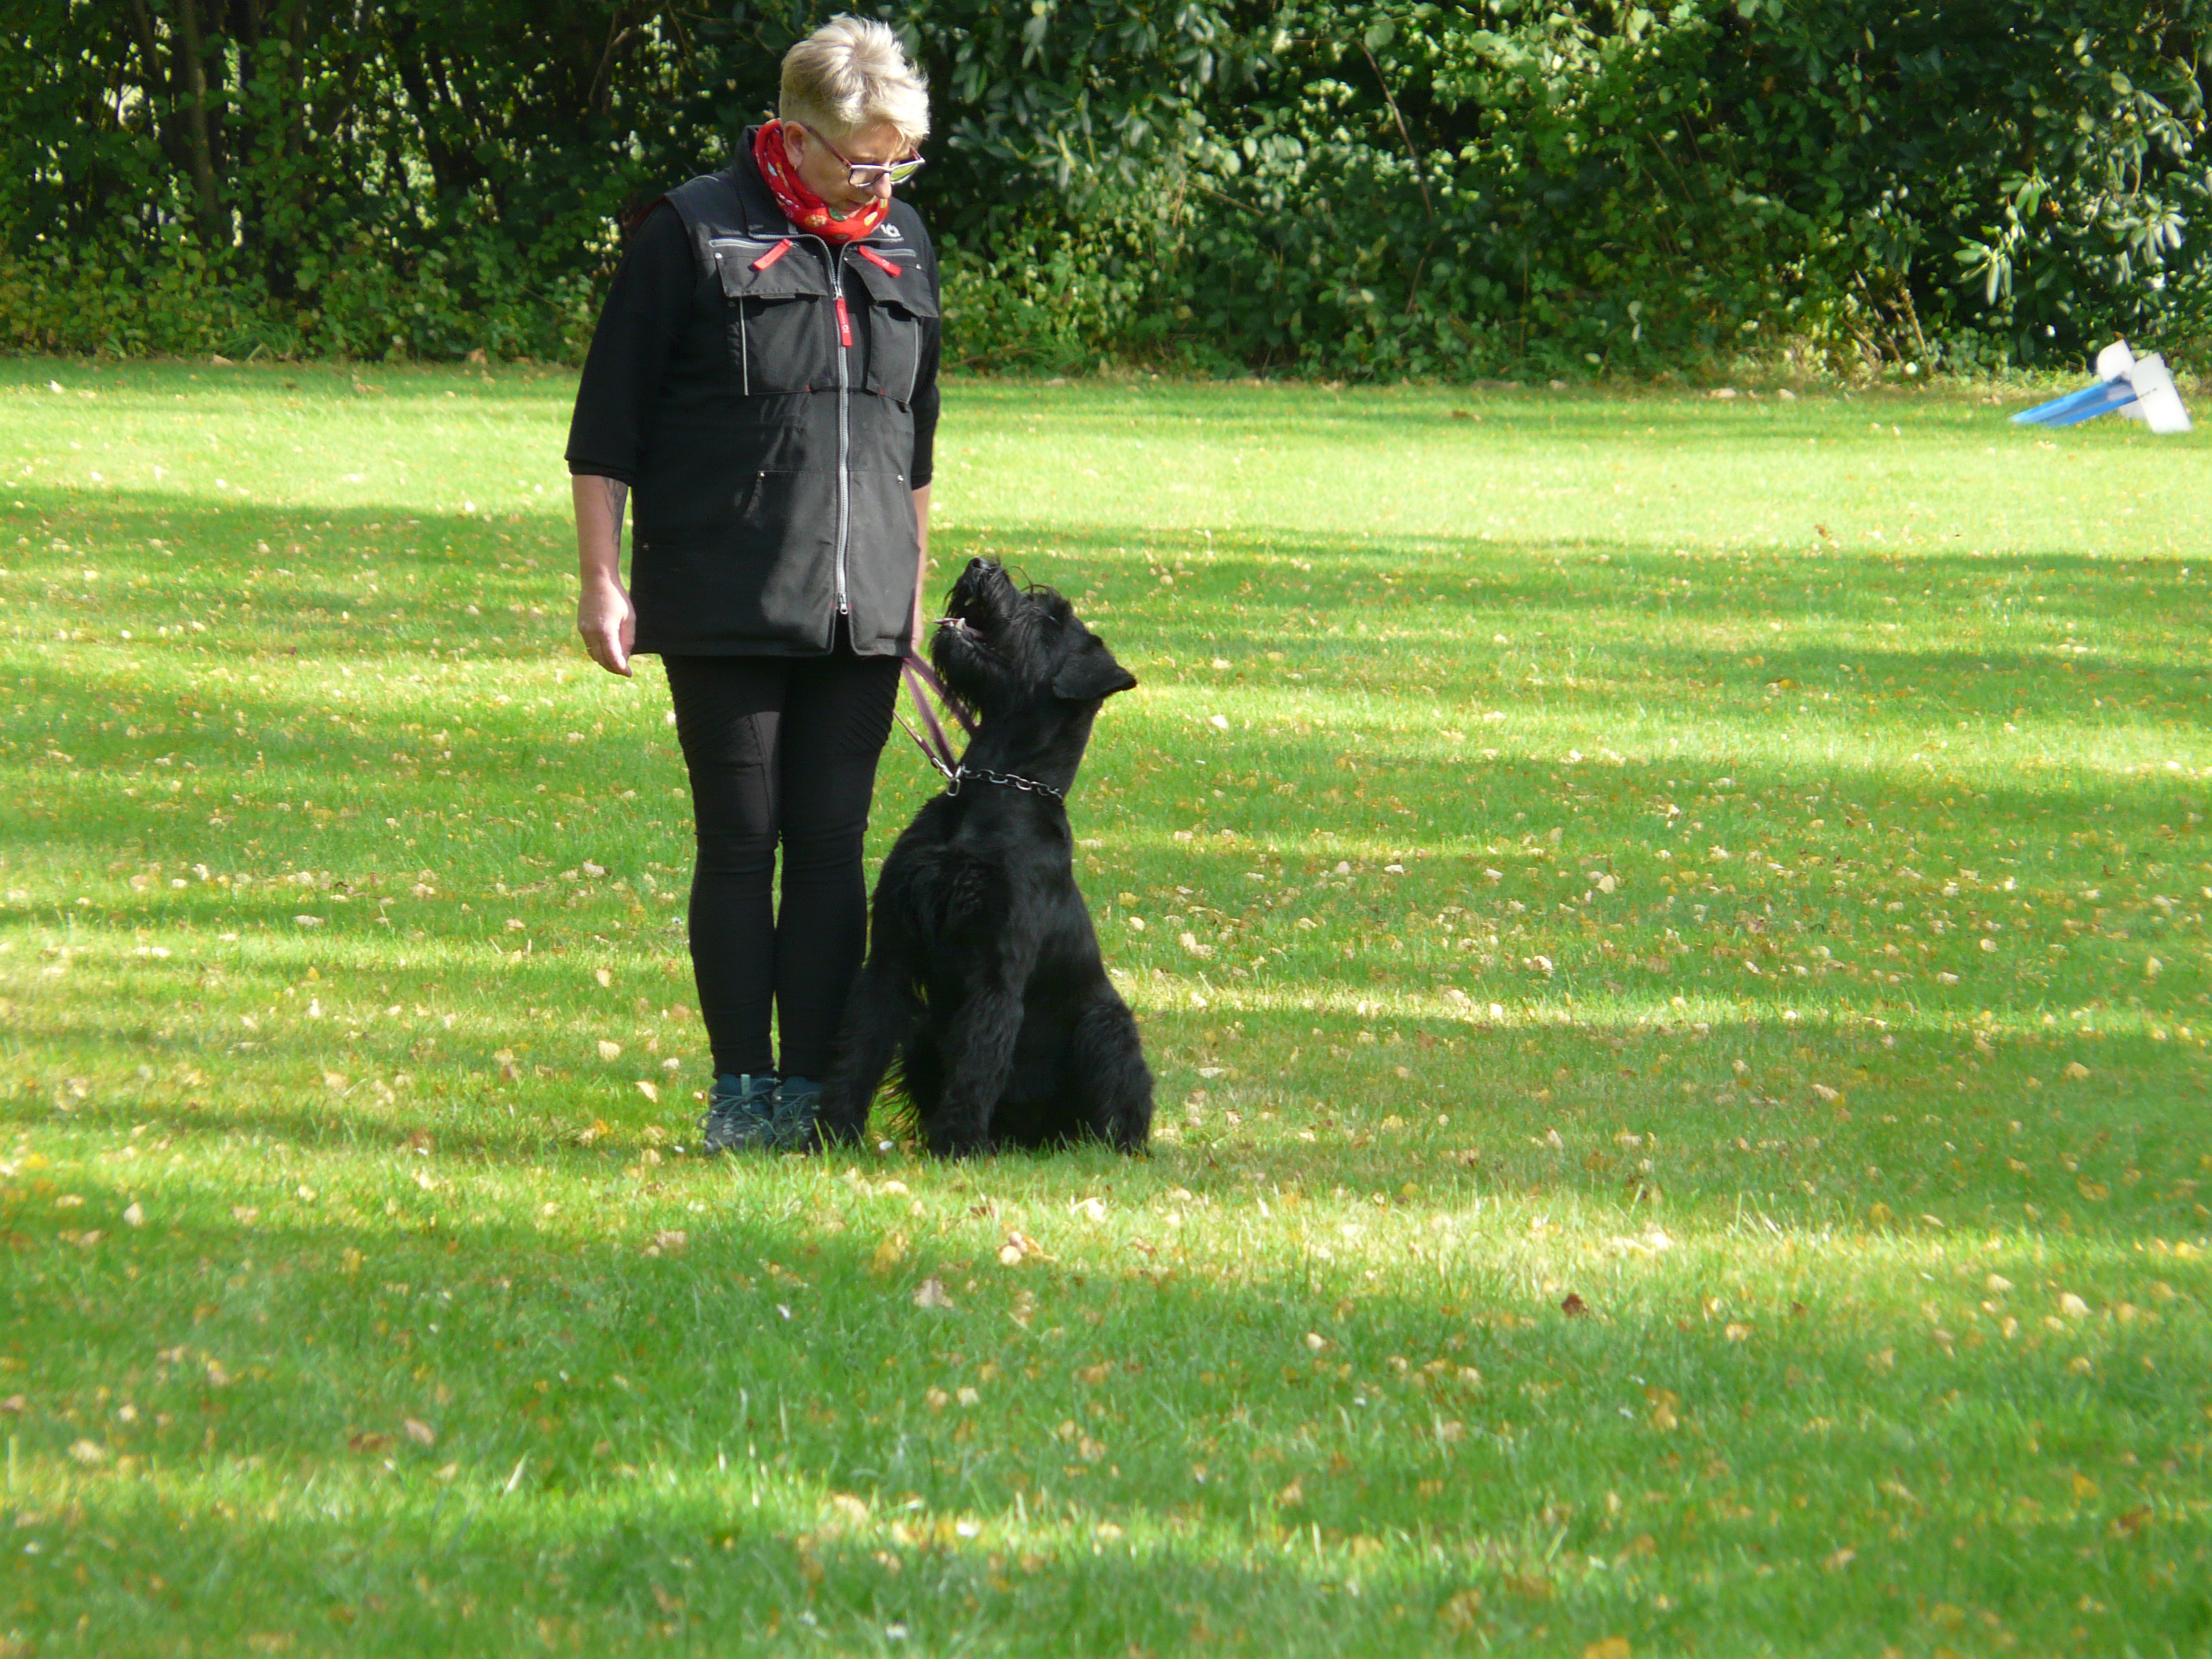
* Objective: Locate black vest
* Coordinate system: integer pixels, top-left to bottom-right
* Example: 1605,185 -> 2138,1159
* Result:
632,138 -> 939,657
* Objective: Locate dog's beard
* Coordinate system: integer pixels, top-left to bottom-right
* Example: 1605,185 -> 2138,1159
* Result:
927,617 -> 986,726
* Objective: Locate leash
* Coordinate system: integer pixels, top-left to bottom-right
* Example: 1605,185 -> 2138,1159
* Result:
896,655 -> 1065,802
898,655 -> 972,786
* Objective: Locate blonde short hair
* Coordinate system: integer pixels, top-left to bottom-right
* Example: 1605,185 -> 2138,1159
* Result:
780,17 -> 930,147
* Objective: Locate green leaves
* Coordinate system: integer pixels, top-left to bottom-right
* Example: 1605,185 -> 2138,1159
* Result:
3,0 -> 2209,371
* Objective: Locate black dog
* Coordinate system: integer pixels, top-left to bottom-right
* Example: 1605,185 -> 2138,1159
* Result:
817,558 -> 1153,1157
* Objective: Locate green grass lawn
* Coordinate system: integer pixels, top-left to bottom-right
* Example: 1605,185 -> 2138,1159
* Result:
3,359 -> 2210,1658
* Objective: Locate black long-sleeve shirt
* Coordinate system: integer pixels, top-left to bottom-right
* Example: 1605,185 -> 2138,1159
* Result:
565,201 -> 941,490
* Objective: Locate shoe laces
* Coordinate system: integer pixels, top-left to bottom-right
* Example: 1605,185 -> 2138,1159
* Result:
771,1075 -> 821,1129
710,1073 -> 777,1116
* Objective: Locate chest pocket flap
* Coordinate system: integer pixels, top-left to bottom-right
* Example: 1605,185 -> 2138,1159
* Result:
851,249 -> 937,403
710,239 -> 834,396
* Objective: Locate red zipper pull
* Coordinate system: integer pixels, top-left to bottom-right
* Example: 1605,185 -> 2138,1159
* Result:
750,239 -> 792,270
836,294 -> 853,348
855,245 -> 901,276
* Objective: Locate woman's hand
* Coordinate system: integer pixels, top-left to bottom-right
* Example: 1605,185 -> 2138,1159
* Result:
577,573 -> 636,677
572,473 -> 635,677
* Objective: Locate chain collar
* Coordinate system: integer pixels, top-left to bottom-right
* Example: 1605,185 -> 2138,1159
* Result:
948,764 -> 1065,802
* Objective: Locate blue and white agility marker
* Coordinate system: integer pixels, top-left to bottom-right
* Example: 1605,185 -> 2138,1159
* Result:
2013,340 -> 2193,434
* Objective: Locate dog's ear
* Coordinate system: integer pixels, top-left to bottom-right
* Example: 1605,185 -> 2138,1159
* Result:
1052,634 -> 1138,702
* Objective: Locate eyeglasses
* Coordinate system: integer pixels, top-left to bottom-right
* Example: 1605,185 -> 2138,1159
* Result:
792,122 -> 924,189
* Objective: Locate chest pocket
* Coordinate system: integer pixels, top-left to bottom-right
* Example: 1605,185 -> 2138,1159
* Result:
711,238 -> 835,396
851,247 -> 937,405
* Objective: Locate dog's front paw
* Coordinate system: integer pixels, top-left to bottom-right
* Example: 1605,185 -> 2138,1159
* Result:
809,1106 -> 865,1151
926,1126 -> 996,1160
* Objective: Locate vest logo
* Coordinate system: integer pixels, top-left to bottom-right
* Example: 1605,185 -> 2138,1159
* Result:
876,224 -> 903,241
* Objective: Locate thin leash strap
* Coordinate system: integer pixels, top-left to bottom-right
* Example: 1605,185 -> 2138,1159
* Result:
903,655 -> 975,737
897,657 -> 966,789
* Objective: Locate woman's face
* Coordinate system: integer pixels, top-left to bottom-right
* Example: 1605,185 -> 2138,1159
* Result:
782,121 -> 909,212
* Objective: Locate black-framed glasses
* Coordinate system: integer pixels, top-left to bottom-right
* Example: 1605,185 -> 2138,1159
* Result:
792,121 -> 924,189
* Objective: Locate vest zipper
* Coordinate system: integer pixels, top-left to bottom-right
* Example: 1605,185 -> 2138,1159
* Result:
833,247 -> 852,624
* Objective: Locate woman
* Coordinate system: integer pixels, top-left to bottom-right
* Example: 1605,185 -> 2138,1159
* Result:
564,17 -> 939,1152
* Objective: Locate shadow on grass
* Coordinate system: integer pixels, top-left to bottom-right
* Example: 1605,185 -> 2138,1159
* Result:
9,974 -> 2207,1244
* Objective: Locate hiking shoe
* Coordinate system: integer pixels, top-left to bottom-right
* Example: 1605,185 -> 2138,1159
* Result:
767,1075 -> 824,1151
701,1073 -> 779,1154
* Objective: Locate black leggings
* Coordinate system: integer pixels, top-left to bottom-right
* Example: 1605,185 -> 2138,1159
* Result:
662,642 -> 901,1080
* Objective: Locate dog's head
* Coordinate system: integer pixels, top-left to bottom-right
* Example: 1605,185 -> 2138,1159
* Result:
933,558 -> 1136,716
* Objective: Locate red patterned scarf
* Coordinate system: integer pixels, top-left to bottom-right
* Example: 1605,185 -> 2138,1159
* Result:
752,120 -> 889,243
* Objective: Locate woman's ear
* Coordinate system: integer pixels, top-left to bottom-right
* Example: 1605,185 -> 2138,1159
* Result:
1052,636 -> 1138,701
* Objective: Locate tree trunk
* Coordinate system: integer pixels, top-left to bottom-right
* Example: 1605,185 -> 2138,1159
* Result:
124,0 -> 197,190
388,14 -> 478,201
172,0 -> 227,239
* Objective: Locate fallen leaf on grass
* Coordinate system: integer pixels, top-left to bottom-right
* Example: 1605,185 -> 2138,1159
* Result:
403,1418 -> 437,1448
1822,1547 -> 1857,1572
123,1203 -> 144,1228
1437,1589 -> 1484,1631
1275,1479 -> 1305,1507
1560,1292 -> 1591,1317
913,1278 -> 954,1310
872,1234 -> 909,1275
596,1040 -> 622,1062
67,1439 -> 104,1467
647,1230 -> 687,1256
634,1080 -> 659,1103
1584,1638 -> 1631,1659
